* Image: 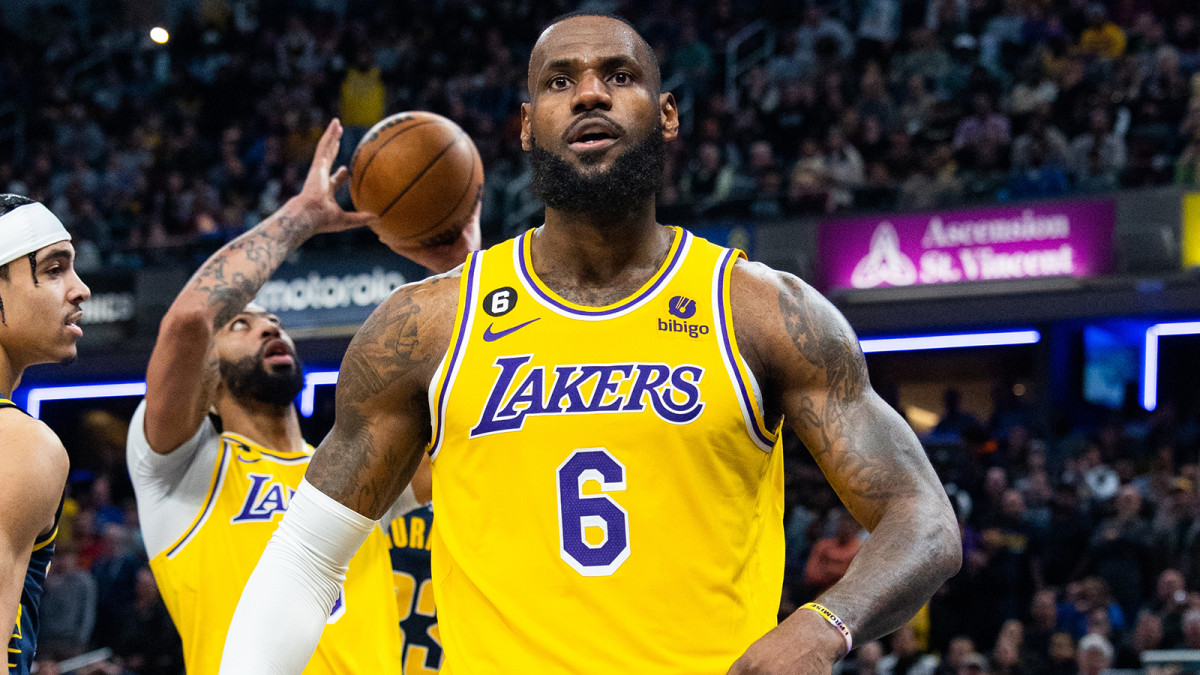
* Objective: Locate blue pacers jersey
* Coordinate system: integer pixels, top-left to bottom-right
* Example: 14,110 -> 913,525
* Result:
387,503 -> 441,673
1,398 -> 57,675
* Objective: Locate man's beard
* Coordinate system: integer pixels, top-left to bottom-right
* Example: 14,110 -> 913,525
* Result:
529,123 -> 666,216
219,352 -> 305,407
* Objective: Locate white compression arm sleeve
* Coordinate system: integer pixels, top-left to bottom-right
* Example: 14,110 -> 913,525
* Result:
219,479 -> 377,674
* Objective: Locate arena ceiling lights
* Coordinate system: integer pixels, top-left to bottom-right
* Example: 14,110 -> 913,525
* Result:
1142,321 -> 1200,412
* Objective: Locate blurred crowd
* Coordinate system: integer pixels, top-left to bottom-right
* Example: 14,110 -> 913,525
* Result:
2,0 -> 1200,273
786,385 -> 1200,675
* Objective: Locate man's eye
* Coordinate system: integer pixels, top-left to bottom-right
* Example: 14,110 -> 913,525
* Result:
550,76 -> 570,89
231,319 -> 248,330
612,72 -> 631,84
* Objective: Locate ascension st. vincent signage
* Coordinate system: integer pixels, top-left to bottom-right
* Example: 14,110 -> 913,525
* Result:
818,199 -> 1116,292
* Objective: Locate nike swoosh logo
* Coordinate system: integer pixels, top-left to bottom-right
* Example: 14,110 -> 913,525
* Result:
483,318 -> 540,342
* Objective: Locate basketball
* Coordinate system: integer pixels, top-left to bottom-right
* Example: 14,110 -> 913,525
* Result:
349,111 -> 484,250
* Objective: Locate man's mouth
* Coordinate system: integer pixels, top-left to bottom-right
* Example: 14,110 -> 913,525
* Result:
263,340 -> 294,366
566,118 -> 622,151
65,312 -> 83,338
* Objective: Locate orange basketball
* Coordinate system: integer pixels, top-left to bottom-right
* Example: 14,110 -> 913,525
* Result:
349,111 -> 484,249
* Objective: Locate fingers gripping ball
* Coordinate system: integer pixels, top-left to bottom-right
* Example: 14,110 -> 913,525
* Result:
349,111 -> 484,250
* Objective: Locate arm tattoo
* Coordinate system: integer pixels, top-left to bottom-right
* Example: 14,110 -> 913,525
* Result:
776,276 -> 918,504
772,272 -> 962,645
777,275 -> 867,455
306,278 -> 448,516
186,213 -> 315,328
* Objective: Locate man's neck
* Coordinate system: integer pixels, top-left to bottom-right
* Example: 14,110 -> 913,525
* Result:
216,396 -> 305,454
0,349 -> 23,399
535,202 -> 672,292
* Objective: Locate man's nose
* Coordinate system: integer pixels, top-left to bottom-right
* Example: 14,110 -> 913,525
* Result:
572,71 -> 612,113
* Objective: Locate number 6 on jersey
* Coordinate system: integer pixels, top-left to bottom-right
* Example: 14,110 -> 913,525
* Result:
556,448 -> 630,576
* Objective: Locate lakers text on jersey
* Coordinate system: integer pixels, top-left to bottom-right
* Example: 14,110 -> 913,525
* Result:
149,433 -> 402,675
427,227 -> 786,673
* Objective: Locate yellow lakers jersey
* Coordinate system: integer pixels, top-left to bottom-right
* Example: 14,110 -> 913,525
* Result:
148,432 -> 402,675
428,227 -> 786,673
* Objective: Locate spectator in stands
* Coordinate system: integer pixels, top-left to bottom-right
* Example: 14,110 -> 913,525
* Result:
672,20 -> 715,94
825,126 -> 865,209
1075,5 -> 1127,61
856,0 -> 901,67
1009,64 -> 1060,118
1059,578 -> 1127,640
989,631 -> 1026,675
980,0 -> 1025,74
803,507 -> 863,596
898,143 -> 963,210
1086,485 -> 1154,615
1012,114 -> 1071,170
1148,569 -> 1188,646
891,28 -> 953,95
935,389 -> 982,439
1114,610 -> 1163,667
1181,608 -> 1200,649
679,142 -> 737,214
1026,590 -> 1060,660
858,63 -> 897,126
37,543 -> 96,660
1045,631 -> 1077,675
1076,634 -> 1114,675
899,74 -> 939,136
788,136 -> 831,212
933,636 -> 976,675
954,92 -> 1012,152
112,567 -> 183,675
924,0 -> 968,44
1174,134 -> 1200,185
90,523 -> 144,651
851,640 -> 886,675
879,624 -> 939,675
1003,134 -> 1071,200
1132,46 -> 1190,132
795,5 -> 855,66
1075,442 -> 1121,504
338,48 -> 386,161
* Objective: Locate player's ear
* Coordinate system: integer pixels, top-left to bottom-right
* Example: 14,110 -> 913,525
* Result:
660,93 -> 679,142
520,103 -> 533,152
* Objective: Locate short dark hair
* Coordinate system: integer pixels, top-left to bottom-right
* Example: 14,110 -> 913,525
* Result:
0,193 -> 35,217
539,11 -> 660,77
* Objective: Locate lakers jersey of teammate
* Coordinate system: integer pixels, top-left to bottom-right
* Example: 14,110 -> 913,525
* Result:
146,432 -> 402,675
428,227 -> 786,673
2,398 -> 57,675
387,503 -> 441,673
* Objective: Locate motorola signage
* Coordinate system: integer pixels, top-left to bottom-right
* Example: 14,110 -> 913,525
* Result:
253,253 -> 426,332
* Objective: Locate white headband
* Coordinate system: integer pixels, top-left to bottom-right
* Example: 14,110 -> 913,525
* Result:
0,202 -> 71,267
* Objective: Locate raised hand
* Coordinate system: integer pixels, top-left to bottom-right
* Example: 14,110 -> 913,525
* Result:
294,118 -> 380,235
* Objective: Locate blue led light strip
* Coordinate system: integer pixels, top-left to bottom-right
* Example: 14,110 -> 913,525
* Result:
1142,321 -> 1200,412
21,370 -> 342,419
858,330 -> 1041,354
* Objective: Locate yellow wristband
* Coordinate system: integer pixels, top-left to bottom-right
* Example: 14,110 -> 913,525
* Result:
801,602 -> 853,653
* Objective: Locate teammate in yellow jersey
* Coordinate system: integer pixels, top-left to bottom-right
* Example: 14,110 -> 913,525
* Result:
126,119 -> 474,674
0,194 -> 90,675
223,13 -> 961,675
